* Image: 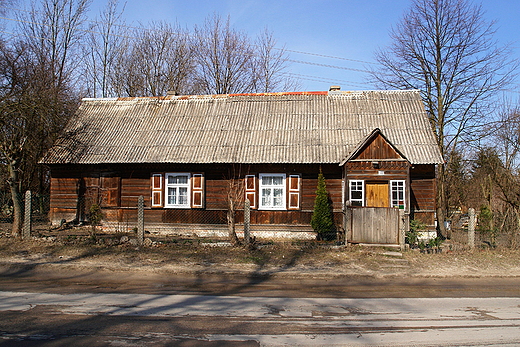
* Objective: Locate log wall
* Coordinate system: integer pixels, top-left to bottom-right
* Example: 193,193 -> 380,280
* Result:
48,163 -> 343,228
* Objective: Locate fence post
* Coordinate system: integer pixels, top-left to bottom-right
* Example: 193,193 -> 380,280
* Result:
22,190 -> 32,239
244,199 -> 251,245
343,205 -> 351,247
137,195 -> 144,246
399,210 -> 407,251
468,208 -> 475,250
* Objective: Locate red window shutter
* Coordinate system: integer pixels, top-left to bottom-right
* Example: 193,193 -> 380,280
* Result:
245,175 -> 257,209
151,173 -> 163,207
191,173 -> 204,208
288,174 -> 300,210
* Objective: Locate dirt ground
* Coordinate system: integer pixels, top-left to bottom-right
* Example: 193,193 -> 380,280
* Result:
1,226 -> 520,280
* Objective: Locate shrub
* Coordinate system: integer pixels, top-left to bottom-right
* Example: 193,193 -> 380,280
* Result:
406,219 -> 425,248
311,171 -> 335,241
88,203 -> 104,237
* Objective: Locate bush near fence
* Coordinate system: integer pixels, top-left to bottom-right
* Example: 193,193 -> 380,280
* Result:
1,190 -> 519,248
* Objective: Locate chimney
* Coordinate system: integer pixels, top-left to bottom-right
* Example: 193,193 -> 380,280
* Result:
329,85 -> 341,91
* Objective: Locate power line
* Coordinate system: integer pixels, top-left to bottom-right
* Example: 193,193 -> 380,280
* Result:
278,48 -> 376,65
284,72 -> 372,89
287,59 -> 372,74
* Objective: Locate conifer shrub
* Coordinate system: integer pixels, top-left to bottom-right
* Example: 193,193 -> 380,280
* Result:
311,171 -> 335,241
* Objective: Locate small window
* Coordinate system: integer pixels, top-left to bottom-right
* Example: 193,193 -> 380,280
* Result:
259,174 -> 286,210
165,173 -> 190,208
390,180 -> 405,209
349,180 -> 364,206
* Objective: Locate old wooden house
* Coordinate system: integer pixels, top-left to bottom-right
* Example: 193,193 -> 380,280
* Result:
42,89 -> 443,244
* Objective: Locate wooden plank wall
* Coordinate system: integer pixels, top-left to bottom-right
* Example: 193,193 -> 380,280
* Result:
410,164 -> 436,226
345,161 -> 409,181
355,134 -> 402,160
48,163 -> 343,227
49,177 -> 79,224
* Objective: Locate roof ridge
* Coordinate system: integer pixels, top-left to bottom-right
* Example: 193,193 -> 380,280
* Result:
80,89 -> 421,102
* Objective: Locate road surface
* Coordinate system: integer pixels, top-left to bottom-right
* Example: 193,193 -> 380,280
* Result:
1,291 -> 520,346
1,262 -> 520,346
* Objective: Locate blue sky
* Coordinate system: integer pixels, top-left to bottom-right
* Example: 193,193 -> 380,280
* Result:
13,0 -> 520,92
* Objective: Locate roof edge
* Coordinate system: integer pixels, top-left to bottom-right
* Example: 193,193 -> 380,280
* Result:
80,89 -> 422,102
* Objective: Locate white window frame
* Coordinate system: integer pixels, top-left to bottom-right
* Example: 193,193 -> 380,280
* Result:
165,173 -> 191,208
390,180 -> 406,209
349,180 -> 364,206
259,173 -> 286,210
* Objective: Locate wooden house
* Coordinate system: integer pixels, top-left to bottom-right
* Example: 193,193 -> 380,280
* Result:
41,89 -> 443,244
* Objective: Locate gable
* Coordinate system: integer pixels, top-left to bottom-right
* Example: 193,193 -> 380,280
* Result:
351,132 -> 404,161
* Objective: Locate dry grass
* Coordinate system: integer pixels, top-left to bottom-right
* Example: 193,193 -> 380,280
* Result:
1,227 -> 520,278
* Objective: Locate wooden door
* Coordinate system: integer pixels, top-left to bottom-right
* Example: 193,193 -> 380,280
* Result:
366,183 -> 389,207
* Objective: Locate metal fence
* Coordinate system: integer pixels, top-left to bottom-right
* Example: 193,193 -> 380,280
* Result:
6,191 -> 317,241
3,190 -> 519,247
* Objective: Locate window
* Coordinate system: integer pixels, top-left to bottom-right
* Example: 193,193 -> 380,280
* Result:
165,173 -> 190,208
390,180 -> 405,209
349,180 -> 364,206
259,174 -> 286,210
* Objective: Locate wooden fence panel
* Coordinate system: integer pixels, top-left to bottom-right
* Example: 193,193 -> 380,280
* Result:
347,207 -> 400,244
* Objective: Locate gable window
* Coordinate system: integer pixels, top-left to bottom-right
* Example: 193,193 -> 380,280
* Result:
259,174 -> 286,210
390,180 -> 405,209
349,180 -> 364,206
165,173 -> 190,208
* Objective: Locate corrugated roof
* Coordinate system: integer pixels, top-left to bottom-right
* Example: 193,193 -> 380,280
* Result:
42,90 -> 443,165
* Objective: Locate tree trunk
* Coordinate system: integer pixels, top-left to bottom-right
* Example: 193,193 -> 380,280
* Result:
227,197 -> 239,245
7,160 -> 23,237
437,164 -> 449,239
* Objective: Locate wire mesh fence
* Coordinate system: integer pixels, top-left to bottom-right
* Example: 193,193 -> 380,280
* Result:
1,190 -> 518,248
4,191 -> 318,241
0,192 -> 50,225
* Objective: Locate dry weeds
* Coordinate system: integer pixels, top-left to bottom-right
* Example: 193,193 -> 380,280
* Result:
1,227 -> 519,278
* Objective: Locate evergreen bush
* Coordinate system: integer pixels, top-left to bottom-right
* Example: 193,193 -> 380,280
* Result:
311,171 -> 335,240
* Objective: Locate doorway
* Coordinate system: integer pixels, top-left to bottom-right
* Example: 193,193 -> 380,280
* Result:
366,183 -> 389,207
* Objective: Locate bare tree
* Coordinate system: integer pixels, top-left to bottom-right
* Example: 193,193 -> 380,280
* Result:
19,0 -> 91,89
0,41 -> 78,236
84,0 -> 126,98
370,0 -> 517,238
493,103 -> 520,171
110,22 -> 195,97
252,28 -> 299,93
0,0 -> 88,235
192,14 -> 257,94
109,34 -> 142,97
134,22 -> 195,96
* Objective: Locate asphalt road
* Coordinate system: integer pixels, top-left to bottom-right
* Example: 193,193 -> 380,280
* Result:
1,263 -> 520,298
1,263 -> 520,346
1,291 -> 519,346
